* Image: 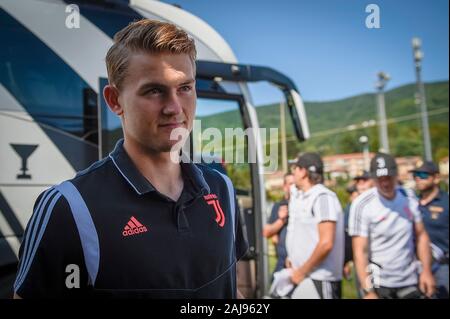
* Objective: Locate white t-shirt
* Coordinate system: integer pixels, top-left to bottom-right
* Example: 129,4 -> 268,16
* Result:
286,184 -> 344,282
348,187 -> 422,288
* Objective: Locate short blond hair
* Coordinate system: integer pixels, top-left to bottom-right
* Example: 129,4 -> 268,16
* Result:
105,19 -> 197,90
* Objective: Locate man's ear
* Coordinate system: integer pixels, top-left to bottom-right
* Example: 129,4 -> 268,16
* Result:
103,84 -> 123,116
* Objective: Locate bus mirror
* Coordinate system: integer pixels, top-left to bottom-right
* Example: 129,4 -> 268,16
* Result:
286,89 -> 310,142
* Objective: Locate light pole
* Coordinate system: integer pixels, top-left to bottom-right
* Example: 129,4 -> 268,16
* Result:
412,37 -> 433,161
359,135 -> 370,171
375,72 -> 390,153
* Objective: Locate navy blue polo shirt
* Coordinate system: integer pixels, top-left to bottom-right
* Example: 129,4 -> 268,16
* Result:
267,200 -> 288,274
14,139 -> 248,298
419,190 -> 449,255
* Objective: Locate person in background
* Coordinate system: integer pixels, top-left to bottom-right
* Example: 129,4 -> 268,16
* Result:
263,173 -> 295,276
411,161 -> 449,299
343,184 -> 359,281
286,153 -> 345,299
354,171 -> 373,194
350,153 -> 435,299
343,171 -> 373,281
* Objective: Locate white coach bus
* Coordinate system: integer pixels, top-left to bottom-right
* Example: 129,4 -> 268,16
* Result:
0,0 -> 309,298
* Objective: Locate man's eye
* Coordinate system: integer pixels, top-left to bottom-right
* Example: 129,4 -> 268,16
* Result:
179,85 -> 192,92
146,88 -> 162,95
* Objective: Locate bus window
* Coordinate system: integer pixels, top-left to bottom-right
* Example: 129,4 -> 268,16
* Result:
0,8 -> 90,136
83,88 -> 99,145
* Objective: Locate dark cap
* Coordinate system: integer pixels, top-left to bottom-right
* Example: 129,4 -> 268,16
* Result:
370,153 -> 397,178
346,184 -> 358,194
296,152 -> 324,174
410,160 -> 439,174
353,170 -> 371,180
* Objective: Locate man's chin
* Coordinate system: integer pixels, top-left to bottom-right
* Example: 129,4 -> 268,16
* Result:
380,190 -> 396,199
159,141 -> 184,154
135,140 -> 180,154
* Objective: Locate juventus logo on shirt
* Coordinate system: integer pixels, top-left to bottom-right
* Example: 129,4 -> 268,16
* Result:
204,194 -> 226,227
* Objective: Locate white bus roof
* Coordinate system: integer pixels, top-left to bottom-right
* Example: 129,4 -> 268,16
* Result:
0,0 -> 238,93
131,0 -> 238,63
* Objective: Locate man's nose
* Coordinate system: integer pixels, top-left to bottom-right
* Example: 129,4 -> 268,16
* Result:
383,181 -> 392,188
162,91 -> 183,116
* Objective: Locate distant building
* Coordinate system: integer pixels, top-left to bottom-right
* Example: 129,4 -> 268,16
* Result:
323,153 -> 374,180
397,155 -> 421,178
396,156 -> 422,188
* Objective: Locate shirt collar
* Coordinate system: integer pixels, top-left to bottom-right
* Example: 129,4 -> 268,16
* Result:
420,188 -> 444,206
109,139 -> 210,196
303,183 -> 322,197
179,151 -> 211,195
435,190 -> 445,200
430,189 -> 445,203
109,139 -> 155,195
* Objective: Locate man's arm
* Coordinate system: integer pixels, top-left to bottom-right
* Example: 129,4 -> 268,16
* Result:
262,218 -> 286,238
262,204 -> 287,238
291,221 -> 336,284
415,222 -> 436,298
13,188 -> 87,298
348,193 -> 377,298
352,236 -> 378,299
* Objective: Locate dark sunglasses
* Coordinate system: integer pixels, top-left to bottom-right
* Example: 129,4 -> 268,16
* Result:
413,172 -> 431,179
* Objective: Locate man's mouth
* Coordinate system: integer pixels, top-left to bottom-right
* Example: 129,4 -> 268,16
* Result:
158,121 -> 186,129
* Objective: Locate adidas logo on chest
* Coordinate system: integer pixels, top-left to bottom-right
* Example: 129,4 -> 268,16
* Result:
122,216 -> 148,237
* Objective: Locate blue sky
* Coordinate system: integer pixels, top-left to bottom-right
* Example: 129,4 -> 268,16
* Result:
161,0 -> 449,104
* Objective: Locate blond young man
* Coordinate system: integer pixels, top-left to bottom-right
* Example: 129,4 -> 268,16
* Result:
14,20 -> 248,299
